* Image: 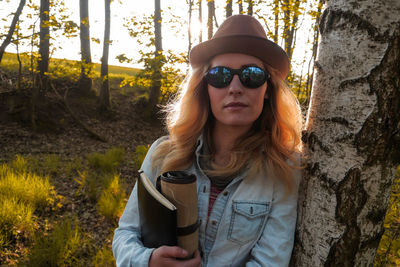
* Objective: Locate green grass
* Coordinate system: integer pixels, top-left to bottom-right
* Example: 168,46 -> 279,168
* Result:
64,157 -> 84,177
0,163 -> 56,211
27,217 -> 87,267
97,174 -> 126,221
0,196 -> 35,240
92,244 -> 116,267
0,153 -> 124,265
87,147 -> 125,173
0,158 -> 58,253
132,145 -> 149,169
42,154 -> 61,175
1,52 -> 140,78
10,154 -> 28,173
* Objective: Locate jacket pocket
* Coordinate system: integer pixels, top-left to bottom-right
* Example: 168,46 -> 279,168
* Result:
228,201 -> 270,245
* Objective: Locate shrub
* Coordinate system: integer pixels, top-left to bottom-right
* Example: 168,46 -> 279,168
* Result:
133,145 -> 149,169
98,174 -> 126,221
27,218 -> 86,267
87,147 -> 125,173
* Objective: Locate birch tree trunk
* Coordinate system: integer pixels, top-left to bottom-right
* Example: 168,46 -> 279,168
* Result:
292,0 -> 400,266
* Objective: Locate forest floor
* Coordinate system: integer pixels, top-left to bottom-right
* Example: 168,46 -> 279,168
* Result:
0,78 -> 166,265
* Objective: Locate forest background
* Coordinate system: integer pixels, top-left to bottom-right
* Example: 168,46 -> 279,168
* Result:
0,0 -> 398,266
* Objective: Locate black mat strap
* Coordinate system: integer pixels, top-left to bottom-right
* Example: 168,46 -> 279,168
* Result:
177,219 -> 200,236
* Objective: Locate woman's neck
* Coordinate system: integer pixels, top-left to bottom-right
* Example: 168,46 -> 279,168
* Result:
211,123 -> 251,166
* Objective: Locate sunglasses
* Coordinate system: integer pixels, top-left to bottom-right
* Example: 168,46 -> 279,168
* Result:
205,66 -> 270,89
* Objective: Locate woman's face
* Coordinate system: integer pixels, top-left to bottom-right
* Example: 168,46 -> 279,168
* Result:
207,53 -> 268,131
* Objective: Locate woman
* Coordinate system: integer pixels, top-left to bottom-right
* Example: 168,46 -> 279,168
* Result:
113,14 -> 302,267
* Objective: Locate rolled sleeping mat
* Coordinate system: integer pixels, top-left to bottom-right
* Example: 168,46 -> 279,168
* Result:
159,171 -> 199,258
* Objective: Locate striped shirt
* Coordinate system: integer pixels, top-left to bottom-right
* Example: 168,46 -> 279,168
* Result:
208,183 -> 223,217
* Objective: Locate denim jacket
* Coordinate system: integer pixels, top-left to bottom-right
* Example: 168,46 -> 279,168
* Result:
113,136 -> 300,267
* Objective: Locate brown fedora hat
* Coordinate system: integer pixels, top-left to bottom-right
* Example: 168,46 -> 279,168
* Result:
189,15 -> 290,79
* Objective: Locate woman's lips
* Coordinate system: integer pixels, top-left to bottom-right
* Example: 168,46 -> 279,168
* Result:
224,102 -> 248,110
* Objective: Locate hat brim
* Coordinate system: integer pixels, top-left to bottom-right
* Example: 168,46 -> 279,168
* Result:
189,35 -> 290,80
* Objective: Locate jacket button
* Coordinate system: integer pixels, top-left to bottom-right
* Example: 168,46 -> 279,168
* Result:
223,191 -> 228,196
211,220 -> 217,226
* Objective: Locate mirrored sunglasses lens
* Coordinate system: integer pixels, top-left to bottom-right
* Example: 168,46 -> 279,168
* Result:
206,67 -> 232,88
241,67 -> 266,88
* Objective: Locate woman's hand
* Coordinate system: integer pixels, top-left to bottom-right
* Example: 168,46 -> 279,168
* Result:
149,246 -> 201,267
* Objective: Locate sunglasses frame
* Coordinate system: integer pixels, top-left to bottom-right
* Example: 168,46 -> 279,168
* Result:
205,65 -> 270,89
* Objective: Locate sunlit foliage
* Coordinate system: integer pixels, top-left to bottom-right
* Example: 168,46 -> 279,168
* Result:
375,166 -> 400,266
133,145 -> 149,170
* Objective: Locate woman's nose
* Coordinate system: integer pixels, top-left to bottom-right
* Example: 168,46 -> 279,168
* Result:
228,75 -> 244,94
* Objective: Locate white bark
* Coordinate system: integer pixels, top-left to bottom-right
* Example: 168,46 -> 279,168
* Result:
291,0 -> 400,266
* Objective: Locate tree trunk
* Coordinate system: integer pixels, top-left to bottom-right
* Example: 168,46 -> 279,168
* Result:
226,0 -> 232,18
0,0 -> 26,64
238,0 -> 243,14
79,0 -> 93,94
99,0 -> 111,111
207,0 -> 214,40
38,0 -> 50,91
305,0 -> 323,106
146,0 -> 163,118
282,0 -> 301,62
198,0 -> 202,43
246,0 -> 253,16
188,0 -> 194,59
273,0 -> 279,43
291,1 -> 400,266
16,30 -> 22,90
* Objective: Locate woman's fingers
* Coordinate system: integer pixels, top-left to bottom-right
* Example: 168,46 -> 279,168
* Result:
149,247 -> 201,267
181,250 -> 201,267
149,246 -> 188,267
158,246 -> 189,259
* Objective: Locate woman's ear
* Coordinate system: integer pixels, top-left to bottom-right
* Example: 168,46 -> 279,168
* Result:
265,79 -> 273,99
264,86 -> 269,99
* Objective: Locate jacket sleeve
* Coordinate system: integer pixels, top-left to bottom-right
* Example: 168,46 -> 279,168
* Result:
112,137 -> 166,267
246,167 -> 301,267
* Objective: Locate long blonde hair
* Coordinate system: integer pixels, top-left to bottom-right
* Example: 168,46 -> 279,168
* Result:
151,62 -> 303,193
